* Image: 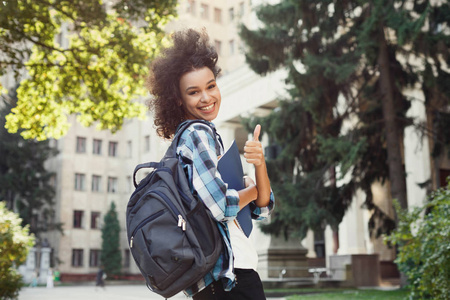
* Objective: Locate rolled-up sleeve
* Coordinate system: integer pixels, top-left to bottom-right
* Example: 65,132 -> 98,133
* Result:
250,191 -> 275,220
177,124 -> 240,223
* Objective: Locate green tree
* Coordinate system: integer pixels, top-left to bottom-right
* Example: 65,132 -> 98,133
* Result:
385,180 -> 450,299
0,201 -> 35,300
0,0 -> 177,140
101,202 -> 121,276
0,88 -> 60,236
240,0 -> 449,239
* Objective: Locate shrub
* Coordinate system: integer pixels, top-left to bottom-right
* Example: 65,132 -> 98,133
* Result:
0,202 -> 35,300
385,181 -> 450,299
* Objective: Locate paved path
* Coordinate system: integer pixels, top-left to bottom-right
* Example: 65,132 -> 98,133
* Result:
19,284 -> 286,300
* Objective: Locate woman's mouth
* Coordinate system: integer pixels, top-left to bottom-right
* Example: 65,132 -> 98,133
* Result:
200,103 -> 214,111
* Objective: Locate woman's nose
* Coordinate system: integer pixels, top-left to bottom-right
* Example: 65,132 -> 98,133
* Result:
200,91 -> 211,102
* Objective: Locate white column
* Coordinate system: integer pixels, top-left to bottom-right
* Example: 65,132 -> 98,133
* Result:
18,247 -> 37,284
403,88 -> 431,209
39,247 -> 51,284
301,230 -> 316,258
338,190 -> 368,255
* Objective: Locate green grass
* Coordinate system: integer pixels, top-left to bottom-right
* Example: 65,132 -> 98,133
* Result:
287,288 -> 409,300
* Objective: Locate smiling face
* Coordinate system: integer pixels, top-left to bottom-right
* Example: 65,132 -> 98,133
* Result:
179,67 -> 221,121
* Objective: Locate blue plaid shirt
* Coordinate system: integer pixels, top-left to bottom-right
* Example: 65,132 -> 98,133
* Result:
176,121 -> 275,297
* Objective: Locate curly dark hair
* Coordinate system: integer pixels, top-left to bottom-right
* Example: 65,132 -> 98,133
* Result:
146,28 -> 221,139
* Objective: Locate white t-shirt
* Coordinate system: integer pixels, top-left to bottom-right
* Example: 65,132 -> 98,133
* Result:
228,219 -> 258,270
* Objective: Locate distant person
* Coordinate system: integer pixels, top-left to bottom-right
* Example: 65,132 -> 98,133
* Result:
30,270 -> 38,287
95,266 -> 106,291
46,268 -> 54,288
53,269 -> 60,285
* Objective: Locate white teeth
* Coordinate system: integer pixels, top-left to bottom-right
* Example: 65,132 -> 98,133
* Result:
200,104 -> 214,111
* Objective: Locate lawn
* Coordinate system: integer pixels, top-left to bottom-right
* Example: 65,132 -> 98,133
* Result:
286,288 -> 409,300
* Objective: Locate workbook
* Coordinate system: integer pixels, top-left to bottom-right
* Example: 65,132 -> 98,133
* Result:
217,140 -> 253,237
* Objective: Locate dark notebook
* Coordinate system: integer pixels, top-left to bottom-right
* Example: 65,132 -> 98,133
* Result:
217,140 -> 253,237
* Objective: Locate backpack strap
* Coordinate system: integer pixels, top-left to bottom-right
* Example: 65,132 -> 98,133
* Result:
172,120 -> 224,152
132,162 -> 161,188
133,120 -> 223,188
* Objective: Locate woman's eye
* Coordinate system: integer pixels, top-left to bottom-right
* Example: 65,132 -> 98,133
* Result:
188,91 -> 198,95
208,84 -> 216,89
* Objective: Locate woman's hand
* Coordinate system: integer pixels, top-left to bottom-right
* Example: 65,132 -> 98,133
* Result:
243,125 -> 265,167
243,124 -> 271,208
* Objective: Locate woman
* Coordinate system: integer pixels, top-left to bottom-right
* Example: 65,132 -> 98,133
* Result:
147,28 -> 275,299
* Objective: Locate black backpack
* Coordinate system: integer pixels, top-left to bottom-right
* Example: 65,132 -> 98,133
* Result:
126,120 -> 223,298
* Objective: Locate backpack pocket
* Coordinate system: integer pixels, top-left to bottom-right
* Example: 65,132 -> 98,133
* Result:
187,200 -> 221,259
130,209 -> 195,291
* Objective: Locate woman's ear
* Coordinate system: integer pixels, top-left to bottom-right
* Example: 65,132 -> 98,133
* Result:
175,94 -> 182,106
178,99 -> 186,119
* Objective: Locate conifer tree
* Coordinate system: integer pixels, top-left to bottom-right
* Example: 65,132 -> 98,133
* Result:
101,202 -> 122,276
0,87 -> 59,236
240,0 -> 449,239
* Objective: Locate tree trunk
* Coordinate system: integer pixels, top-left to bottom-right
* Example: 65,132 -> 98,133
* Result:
377,26 -> 408,211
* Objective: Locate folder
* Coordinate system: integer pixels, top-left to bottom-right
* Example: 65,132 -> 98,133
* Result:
217,140 -> 253,237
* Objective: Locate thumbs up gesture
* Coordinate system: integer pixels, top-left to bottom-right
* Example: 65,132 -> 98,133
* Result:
244,124 -> 265,167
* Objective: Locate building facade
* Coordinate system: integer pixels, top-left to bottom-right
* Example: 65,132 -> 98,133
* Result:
3,0 -> 448,283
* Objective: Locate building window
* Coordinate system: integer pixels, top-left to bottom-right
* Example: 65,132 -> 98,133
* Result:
314,230 -> 326,258
92,175 -> 101,192
73,210 -> 84,228
186,0 -> 195,15
229,39 -> 235,55
127,140 -> 132,158
214,40 -> 222,55
56,31 -> 63,48
89,249 -> 101,267
239,2 -> 245,16
108,141 -> 118,157
124,249 -> 131,268
75,173 -> 85,191
127,176 -> 132,193
200,3 -> 209,19
229,7 -> 235,22
144,136 -> 150,152
72,249 -> 84,267
76,137 -> 86,153
91,212 -> 101,229
214,8 -> 222,23
93,139 -> 102,155
107,177 -> 118,193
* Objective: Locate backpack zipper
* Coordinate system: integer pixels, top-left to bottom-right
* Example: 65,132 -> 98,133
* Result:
177,215 -> 186,231
130,189 -> 187,248
152,190 -> 187,231
130,209 -> 165,248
